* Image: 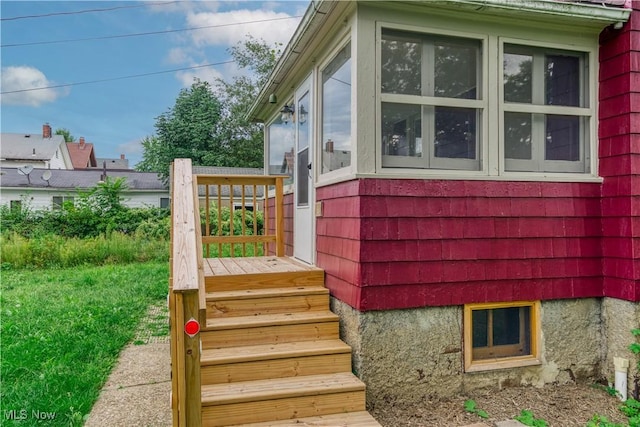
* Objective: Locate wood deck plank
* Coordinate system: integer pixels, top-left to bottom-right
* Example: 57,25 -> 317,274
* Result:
206,258 -> 230,276
205,270 -> 325,292
205,311 -> 338,330
201,353 -> 352,385
201,391 -> 366,427
227,411 -> 382,427
201,372 -> 364,405
222,258 -> 247,276
200,321 -> 339,349
201,339 -> 351,365
206,293 -> 329,319
231,257 -> 264,274
206,286 -> 328,301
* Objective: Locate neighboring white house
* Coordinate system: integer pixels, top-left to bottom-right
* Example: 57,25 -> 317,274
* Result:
0,167 -> 169,210
0,124 -> 73,170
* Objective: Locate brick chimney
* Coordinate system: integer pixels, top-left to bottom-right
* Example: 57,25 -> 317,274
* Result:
120,154 -> 125,160
79,137 -> 85,148
42,123 -> 51,139
325,139 -> 334,153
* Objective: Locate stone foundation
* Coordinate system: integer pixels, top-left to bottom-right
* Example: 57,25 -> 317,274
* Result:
331,297 -> 634,407
601,298 -> 640,397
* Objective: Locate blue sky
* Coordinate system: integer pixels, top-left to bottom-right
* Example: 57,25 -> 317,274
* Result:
1,1 -> 307,167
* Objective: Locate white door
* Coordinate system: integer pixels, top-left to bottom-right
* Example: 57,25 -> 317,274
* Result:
293,76 -> 314,264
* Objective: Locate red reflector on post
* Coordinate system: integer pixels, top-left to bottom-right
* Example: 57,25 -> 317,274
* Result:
184,318 -> 200,337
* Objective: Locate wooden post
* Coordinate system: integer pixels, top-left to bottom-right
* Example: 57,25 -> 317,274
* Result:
179,290 -> 202,427
275,176 -> 285,257
170,159 -> 203,427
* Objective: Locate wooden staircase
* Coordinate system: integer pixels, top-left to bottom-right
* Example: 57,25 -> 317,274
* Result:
199,257 -> 381,427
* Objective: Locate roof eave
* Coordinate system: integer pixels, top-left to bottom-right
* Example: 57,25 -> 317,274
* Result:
248,0 -> 337,123
419,0 -> 631,25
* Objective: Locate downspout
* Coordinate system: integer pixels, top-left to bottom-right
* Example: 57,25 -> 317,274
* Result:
614,357 -> 629,401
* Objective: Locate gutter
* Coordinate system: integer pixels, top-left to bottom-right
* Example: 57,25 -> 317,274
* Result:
418,0 -> 631,24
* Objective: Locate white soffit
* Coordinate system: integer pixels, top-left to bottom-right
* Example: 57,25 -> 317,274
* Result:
413,0 -> 631,26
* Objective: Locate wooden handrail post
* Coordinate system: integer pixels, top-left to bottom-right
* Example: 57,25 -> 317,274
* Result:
179,290 -> 202,427
275,176 -> 285,257
170,159 -> 203,427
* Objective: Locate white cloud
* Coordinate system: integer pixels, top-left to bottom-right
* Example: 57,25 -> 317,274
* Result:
176,64 -> 225,87
0,66 -> 65,106
185,9 -> 300,48
166,47 -> 190,65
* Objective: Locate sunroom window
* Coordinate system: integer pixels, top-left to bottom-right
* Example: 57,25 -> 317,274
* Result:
266,115 -> 294,186
503,44 -> 590,173
380,29 -> 482,171
321,42 -> 352,174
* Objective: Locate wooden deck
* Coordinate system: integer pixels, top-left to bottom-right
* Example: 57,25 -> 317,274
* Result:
204,256 -> 320,277
203,256 -> 325,293
169,160 -> 379,426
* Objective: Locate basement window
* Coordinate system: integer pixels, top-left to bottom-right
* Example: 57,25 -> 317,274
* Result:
464,301 -> 541,372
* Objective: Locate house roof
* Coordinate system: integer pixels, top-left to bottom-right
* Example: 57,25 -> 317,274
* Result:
0,167 -> 166,191
192,166 -> 264,175
248,0 -> 631,122
192,166 -> 266,198
67,141 -> 97,169
96,157 -> 130,170
0,133 -> 67,161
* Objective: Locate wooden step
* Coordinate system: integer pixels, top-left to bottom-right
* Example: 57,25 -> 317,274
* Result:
204,258 -> 324,293
206,286 -> 329,318
205,270 -> 325,292
201,373 -> 366,426
201,312 -> 340,349
227,411 -> 382,426
201,340 -> 353,384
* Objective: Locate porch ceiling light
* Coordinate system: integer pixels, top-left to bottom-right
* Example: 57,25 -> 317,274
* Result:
298,104 -> 307,125
280,104 -> 294,124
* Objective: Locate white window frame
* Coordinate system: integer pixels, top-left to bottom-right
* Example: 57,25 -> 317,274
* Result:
499,38 -> 594,176
374,22 -> 598,181
378,23 -> 488,172
318,34 -> 354,184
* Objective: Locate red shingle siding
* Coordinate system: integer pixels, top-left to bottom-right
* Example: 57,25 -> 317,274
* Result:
266,193 -> 294,256
316,179 -> 603,310
599,4 -> 640,302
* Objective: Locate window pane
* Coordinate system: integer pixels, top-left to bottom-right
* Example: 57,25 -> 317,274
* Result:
297,147 -> 308,206
434,107 -> 477,159
546,115 -> 580,161
505,112 -> 532,160
267,117 -> 294,185
322,42 -> 352,173
504,51 -> 532,103
381,31 -> 421,95
434,39 -> 480,99
382,103 -> 422,157
546,55 -> 580,107
472,310 -> 488,348
492,307 -> 521,346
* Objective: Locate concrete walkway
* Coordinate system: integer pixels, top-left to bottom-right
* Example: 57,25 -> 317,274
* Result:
85,303 -> 172,427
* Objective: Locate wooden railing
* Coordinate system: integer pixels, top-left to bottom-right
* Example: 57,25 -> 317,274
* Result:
169,159 -> 286,426
169,159 -> 204,427
195,174 -> 284,258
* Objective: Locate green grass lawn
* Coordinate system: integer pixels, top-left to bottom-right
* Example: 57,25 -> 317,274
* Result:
0,262 -> 169,426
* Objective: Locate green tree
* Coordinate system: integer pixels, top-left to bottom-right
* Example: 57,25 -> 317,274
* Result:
135,135 -> 170,175
214,36 -> 281,168
136,36 -> 281,180
55,128 -> 75,142
136,80 -> 224,180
